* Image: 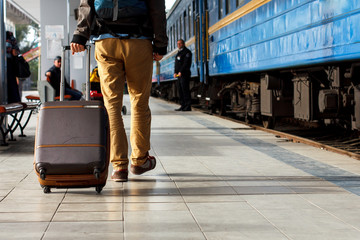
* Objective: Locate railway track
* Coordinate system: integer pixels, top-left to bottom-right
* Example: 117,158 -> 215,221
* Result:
192,105 -> 360,161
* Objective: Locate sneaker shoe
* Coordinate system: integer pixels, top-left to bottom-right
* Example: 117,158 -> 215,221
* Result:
130,155 -> 156,175
111,169 -> 128,182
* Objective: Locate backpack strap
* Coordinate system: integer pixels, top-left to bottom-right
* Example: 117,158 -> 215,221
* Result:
96,17 -> 130,39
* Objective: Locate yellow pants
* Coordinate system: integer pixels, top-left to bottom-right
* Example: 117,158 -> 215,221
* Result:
95,38 -> 153,170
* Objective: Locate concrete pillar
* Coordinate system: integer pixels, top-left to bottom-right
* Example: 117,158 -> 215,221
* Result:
0,0 -> 6,104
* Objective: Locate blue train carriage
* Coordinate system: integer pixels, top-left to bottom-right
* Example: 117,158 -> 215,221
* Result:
153,0 -> 360,131
207,0 -> 360,130
152,0 -> 199,102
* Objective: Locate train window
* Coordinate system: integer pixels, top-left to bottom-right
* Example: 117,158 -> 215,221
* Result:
225,0 -> 230,15
192,1 -> 196,34
169,29 -> 172,51
218,0 -> 223,19
174,21 -> 177,43
167,29 -> 170,51
236,0 -> 245,8
173,25 -> 176,49
179,16 -> 183,40
176,19 -> 179,41
168,28 -> 171,51
188,5 -> 192,37
171,28 -> 174,51
173,23 -> 175,45
183,11 -> 187,40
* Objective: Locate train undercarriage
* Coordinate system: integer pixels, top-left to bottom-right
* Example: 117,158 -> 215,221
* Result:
152,63 -> 360,131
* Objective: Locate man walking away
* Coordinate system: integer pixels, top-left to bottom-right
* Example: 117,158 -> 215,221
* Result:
174,39 -> 192,111
71,0 -> 168,182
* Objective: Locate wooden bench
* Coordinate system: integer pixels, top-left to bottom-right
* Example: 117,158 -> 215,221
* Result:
54,95 -> 72,101
26,93 -> 71,103
17,102 -> 39,137
38,80 -> 74,103
25,95 -> 41,102
25,95 -> 41,113
0,102 -> 39,145
0,103 -> 24,146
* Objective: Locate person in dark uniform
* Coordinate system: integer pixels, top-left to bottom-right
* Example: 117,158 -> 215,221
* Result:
174,39 -> 192,111
45,56 -> 83,100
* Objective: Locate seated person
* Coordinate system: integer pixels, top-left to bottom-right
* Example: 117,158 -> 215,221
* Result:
45,56 -> 82,100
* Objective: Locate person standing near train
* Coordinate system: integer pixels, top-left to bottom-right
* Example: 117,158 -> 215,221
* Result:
174,39 -> 192,111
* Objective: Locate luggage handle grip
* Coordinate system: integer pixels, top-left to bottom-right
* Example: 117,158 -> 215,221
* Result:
60,45 -> 91,101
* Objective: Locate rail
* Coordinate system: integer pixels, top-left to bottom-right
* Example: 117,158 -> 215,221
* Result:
191,106 -> 360,161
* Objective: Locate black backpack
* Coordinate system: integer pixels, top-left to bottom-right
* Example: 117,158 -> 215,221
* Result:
16,56 -> 31,78
93,0 -> 151,38
94,0 -> 147,20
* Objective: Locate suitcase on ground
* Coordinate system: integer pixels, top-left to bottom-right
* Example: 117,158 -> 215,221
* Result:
34,46 -> 109,194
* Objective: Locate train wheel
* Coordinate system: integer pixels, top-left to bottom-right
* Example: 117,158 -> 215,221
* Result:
210,104 -> 217,114
262,116 -> 275,129
245,114 -> 253,124
219,98 -> 228,116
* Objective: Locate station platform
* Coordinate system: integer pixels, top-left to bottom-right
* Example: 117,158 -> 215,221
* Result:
1,94 -> 360,239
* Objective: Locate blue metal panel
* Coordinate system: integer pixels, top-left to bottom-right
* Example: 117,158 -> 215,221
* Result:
209,0 -> 360,76
154,41 -> 198,83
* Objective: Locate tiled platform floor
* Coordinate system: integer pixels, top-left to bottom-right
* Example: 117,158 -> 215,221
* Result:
1,94 -> 360,239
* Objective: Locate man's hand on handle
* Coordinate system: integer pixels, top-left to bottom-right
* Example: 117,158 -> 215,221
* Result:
153,53 -> 163,61
70,43 -> 85,55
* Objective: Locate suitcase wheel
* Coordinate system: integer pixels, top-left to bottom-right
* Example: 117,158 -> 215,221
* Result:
43,186 -> 51,194
39,168 -> 46,180
94,168 -> 101,179
95,185 -> 103,193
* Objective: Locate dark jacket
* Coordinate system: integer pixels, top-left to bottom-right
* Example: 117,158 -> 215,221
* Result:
46,66 -> 71,97
72,0 -> 168,55
175,47 -> 192,76
7,56 -> 21,103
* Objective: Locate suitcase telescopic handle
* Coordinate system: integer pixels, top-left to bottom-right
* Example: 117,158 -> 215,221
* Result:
60,45 -> 91,101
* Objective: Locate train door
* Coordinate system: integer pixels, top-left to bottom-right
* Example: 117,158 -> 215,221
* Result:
194,0 -> 200,79
194,0 -> 221,112
194,0 -> 209,84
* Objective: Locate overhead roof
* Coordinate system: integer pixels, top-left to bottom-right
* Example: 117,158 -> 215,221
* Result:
7,0 -> 40,25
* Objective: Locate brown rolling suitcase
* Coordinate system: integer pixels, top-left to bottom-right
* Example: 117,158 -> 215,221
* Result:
34,46 -> 109,193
